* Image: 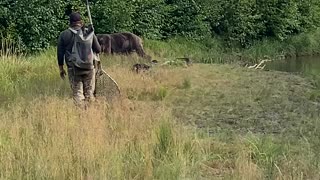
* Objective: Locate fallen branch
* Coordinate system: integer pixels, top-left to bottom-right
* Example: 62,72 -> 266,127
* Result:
247,59 -> 272,70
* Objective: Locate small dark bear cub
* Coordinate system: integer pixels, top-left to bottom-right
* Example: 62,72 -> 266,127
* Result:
132,63 -> 151,73
132,60 -> 158,73
177,58 -> 192,66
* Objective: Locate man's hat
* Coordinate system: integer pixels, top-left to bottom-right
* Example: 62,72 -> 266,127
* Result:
69,12 -> 82,23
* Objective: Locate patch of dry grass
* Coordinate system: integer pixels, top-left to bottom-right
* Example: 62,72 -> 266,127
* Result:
1,46 -> 320,179
0,97 -> 186,179
1,96 -> 275,179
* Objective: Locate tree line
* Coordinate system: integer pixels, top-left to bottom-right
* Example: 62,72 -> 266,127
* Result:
1,0 -> 320,52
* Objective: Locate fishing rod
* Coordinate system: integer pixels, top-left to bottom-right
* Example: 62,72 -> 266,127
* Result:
86,0 -> 93,27
85,0 -> 121,96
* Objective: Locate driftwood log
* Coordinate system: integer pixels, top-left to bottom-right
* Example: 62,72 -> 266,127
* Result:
246,59 -> 272,70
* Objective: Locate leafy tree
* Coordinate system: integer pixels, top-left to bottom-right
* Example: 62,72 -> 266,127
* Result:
208,0 -> 263,47
131,0 -> 165,39
1,0 -> 320,52
256,0 -> 300,40
162,0 -> 211,39
91,0 -> 135,34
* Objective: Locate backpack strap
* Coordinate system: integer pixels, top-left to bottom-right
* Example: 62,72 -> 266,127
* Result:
69,27 -> 79,34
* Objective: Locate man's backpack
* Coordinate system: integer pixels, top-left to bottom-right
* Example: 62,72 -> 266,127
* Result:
68,28 -> 94,70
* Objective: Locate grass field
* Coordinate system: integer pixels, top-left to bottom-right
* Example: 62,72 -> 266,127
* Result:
0,39 -> 320,179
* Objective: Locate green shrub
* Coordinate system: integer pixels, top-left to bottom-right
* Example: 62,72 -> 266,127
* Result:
1,0 -> 320,53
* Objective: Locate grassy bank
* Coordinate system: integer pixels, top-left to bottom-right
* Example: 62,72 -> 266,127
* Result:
0,39 -> 320,179
239,28 -> 320,61
143,28 -> 320,65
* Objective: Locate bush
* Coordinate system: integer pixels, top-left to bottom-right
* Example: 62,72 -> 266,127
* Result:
1,0 -> 320,53
162,0 -> 211,40
91,0 -> 135,34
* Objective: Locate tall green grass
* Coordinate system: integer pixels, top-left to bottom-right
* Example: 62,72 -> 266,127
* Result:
143,28 -> 320,64
237,29 -> 320,62
0,48 -> 70,104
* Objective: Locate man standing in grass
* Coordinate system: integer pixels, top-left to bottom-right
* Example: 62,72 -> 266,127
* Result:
57,12 -> 101,105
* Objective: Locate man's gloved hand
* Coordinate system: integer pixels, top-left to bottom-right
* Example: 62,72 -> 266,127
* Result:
87,24 -> 94,33
60,69 -> 67,79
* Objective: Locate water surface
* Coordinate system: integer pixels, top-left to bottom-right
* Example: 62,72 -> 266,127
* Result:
266,56 -> 320,76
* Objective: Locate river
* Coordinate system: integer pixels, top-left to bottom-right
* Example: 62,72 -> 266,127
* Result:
266,56 -> 320,76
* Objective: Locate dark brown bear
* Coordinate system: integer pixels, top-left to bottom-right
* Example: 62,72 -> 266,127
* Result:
96,32 -> 151,60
